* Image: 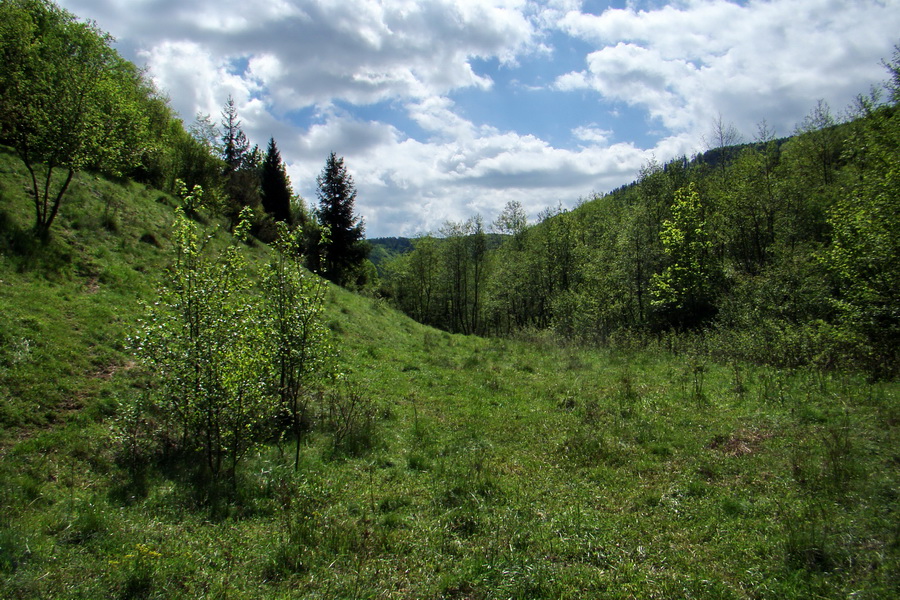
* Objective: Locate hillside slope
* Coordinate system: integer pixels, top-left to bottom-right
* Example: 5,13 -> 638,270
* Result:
0,144 -> 441,445
0,149 -> 898,599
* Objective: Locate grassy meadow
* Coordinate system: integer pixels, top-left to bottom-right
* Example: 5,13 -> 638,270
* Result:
0,147 -> 898,598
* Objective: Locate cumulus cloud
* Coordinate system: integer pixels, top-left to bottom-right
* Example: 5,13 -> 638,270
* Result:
555,0 -> 900,139
572,125 -> 614,145
282,106 -> 654,236
61,0 -> 543,114
55,0 -> 900,236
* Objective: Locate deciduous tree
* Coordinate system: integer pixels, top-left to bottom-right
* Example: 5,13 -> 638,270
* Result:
132,203 -> 275,480
652,183 -> 721,328
0,0 -> 148,238
264,221 -> 333,468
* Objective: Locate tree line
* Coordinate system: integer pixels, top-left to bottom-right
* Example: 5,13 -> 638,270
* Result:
0,0 -> 370,287
383,51 -> 900,378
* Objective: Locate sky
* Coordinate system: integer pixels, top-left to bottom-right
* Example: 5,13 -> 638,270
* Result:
56,0 -> 900,238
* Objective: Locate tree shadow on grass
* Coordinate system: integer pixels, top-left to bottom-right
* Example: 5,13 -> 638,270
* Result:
0,208 -> 78,277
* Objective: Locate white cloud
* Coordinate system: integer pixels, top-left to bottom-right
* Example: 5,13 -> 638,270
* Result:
280,105 -> 656,236
138,41 -> 259,119
556,0 -> 900,139
573,125 -> 614,145
55,0 -> 900,236
63,0 -> 545,115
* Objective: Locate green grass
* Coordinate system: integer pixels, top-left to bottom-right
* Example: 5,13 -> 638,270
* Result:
0,147 -> 898,598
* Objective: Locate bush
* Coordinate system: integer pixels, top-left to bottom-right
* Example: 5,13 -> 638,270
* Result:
325,380 -> 380,456
130,207 -> 276,480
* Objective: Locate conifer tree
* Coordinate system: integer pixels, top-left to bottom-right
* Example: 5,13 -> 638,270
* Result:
218,97 -> 261,226
221,95 -> 248,172
315,152 -> 367,286
261,137 -> 293,223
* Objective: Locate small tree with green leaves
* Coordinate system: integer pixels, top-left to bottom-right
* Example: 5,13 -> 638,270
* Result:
652,183 -> 720,329
0,0 -> 148,238
131,201 -> 276,481
264,221 -> 334,468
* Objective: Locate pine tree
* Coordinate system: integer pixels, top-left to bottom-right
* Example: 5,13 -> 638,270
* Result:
218,97 -> 260,226
261,138 -> 293,223
221,95 -> 248,172
315,152 -> 367,285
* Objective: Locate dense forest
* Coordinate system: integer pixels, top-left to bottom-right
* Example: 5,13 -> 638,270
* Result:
382,74 -> 900,378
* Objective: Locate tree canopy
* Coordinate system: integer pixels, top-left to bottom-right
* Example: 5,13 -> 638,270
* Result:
0,0 -> 149,236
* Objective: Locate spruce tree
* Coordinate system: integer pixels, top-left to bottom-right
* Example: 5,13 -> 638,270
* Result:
221,95 -> 248,172
219,97 -> 260,226
261,138 -> 293,223
315,152 -> 367,286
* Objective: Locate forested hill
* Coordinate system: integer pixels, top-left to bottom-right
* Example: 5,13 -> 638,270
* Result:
368,234 -> 506,274
367,237 -> 413,270
381,97 -> 900,377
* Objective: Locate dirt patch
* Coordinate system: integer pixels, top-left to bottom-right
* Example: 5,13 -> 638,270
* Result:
707,429 -> 772,457
93,360 -> 136,380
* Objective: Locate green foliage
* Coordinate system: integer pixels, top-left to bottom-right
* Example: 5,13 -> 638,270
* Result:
166,119 -> 226,202
824,102 -> 900,377
0,0 -> 150,236
315,152 -> 368,287
713,125 -> 781,276
440,216 -> 489,335
220,95 -> 249,173
492,199 -> 528,237
383,85 -> 897,374
172,178 -> 208,215
131,204 -> 276,479
385,234 -> 441,324
260,137 -> 293,223
385,217 -> 495,335
651,183 -> 720,327
265,220 -> 333,467
367,237 -> 413,273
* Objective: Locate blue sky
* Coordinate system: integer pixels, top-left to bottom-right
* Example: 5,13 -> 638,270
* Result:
56,0 -> 900,237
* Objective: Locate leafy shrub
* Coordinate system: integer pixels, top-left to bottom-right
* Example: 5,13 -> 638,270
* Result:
130,207 -> 276,480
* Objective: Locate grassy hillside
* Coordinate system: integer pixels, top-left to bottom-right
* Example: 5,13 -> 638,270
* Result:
0,148 -> 898,598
